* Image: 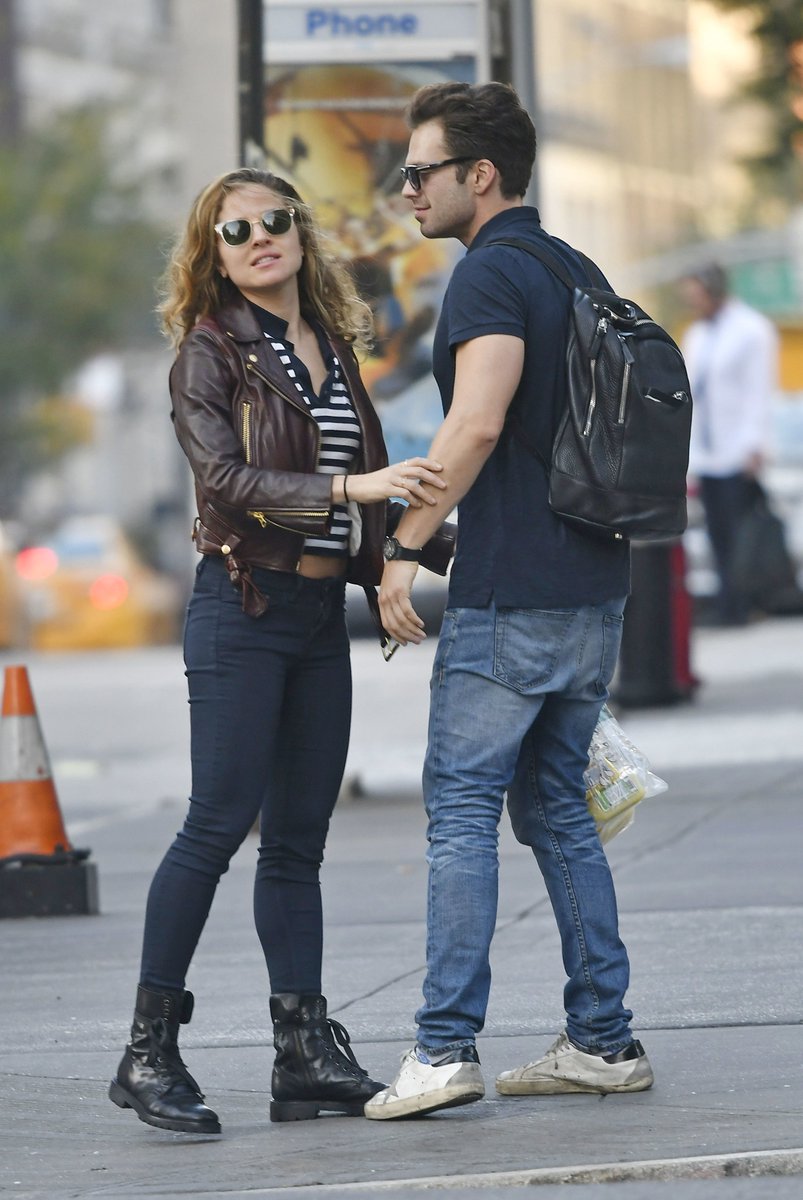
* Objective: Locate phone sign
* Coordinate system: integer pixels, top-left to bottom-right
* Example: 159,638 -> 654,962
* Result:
265,2 -> 481,63
306,9 -> 418,37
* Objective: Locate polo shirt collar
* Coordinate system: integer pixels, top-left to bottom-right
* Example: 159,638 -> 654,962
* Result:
468,205 -> 542,253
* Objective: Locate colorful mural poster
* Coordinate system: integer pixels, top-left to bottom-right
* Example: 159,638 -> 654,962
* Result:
262,60 -> 474,460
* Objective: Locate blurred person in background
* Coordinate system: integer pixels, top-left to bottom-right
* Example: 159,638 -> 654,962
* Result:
680,263 -> 779,626
108,167 -> 445,1134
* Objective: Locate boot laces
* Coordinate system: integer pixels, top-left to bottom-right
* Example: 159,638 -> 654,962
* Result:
148,1017 -> 207,1099
327,1018 -> 369,1077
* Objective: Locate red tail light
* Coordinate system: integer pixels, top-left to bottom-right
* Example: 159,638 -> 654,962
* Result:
16,546 -> 58,581
89,574 -> 129,610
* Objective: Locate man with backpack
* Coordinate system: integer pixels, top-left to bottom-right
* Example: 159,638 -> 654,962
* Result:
367,81 -> 653,1120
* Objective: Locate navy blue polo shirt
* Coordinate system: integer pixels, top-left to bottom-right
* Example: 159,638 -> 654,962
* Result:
432,206 -> 630,609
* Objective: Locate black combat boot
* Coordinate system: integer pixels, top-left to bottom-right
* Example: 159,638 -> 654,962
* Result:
270,992 -> 385,1121
109,985 -> 221,1134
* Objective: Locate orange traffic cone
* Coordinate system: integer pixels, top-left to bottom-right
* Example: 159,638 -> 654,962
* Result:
0,665 -> 83,863
0,665 -> 97,917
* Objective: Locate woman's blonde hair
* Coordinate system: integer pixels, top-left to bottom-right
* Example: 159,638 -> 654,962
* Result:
158,168 -> 373,353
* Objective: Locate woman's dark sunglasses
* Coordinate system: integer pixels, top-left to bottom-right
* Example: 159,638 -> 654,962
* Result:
214,207 -> 296,246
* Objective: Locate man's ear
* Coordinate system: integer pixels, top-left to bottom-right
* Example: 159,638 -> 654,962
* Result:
472,159 -> 498,195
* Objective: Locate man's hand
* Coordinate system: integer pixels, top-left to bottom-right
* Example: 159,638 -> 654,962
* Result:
379,560 -> 425,645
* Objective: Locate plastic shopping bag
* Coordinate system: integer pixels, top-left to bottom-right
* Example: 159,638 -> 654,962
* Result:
585,706 -> 667,843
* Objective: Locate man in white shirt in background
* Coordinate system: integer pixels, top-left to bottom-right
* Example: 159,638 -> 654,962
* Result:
681,262 -> 779,626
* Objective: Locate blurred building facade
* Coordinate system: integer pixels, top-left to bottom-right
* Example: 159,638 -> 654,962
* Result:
533,0 -> 696,281
686,1 -> 803,399
534,0 -> 801,405
9,0 -> 238,572
14,0 -> 238,218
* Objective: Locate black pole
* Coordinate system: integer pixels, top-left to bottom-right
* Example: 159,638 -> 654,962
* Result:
237,0 -> 264,166
508,0 -> 539,209
0,0 -> 21,147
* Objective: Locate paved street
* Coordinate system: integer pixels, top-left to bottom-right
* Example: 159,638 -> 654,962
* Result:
1,611 -> 803,1198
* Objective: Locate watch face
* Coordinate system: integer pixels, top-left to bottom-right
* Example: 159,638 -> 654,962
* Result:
382,536 -> 421,564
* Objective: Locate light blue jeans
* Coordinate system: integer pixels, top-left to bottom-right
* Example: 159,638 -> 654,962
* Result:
416,597 -> 634,1056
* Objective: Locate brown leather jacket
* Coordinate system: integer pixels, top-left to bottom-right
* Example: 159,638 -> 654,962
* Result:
170,292 -> 388,598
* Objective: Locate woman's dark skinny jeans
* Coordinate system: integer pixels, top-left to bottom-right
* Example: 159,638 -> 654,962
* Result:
139,555 -> 351,996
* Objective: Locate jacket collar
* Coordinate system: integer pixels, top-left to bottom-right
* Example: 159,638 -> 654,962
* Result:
213,289 -> 264,344
200,288 -> 367,410
210,289 -> 339,362
201,290 -> 305,408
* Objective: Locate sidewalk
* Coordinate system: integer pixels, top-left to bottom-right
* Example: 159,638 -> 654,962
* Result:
2,616 -> 803,1197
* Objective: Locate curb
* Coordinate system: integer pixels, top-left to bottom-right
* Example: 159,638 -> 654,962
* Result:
256,1147 -> 803,1193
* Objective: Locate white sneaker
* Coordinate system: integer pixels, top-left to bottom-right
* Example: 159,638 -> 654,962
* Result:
496,1030 -> 654,1095
364,1045 -> 485,1119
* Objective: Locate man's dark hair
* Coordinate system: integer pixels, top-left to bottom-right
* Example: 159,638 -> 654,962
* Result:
686,262 -> 729,303
406,82 -> 536,200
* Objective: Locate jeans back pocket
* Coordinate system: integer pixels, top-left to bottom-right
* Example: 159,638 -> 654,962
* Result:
493,608 -> 575,693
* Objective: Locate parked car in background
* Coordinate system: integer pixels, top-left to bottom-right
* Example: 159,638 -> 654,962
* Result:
0,521 -> 25,649
14,515 -> 182,651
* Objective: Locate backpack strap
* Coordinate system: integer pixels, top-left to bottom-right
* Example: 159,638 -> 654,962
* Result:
484,236 -> 605,473
487,237 -> 607,291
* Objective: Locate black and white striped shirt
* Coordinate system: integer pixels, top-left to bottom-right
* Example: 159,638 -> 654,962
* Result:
248,305 -> 361,557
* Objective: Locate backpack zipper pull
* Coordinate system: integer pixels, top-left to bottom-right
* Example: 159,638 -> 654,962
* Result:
590,316 -> 608,359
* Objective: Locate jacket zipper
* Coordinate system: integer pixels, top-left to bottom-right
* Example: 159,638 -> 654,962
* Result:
242,401 -> 253,464
245,360 -> 318,423
240,371 -> 328,528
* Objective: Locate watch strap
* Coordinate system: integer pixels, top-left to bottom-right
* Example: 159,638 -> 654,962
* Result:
384,535 -> 422,562
393,542 -> 422,562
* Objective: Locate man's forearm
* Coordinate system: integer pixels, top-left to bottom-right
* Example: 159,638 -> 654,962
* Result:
390,333 -> 523,552
392,413 -> 499,549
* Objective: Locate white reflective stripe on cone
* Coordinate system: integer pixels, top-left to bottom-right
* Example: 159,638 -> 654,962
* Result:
0,715 -> 53,783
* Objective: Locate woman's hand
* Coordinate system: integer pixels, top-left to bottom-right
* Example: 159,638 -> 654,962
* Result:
338,457 -> 445,508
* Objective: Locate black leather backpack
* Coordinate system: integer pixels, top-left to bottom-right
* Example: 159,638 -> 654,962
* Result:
490,237 -> 693,541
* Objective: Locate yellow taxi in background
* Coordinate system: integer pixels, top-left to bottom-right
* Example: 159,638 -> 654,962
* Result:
0,521 -> 24,648
15,515 -> 182,651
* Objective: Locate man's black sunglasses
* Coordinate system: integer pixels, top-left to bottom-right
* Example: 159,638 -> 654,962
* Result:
214,207 -> 296,246
399,157 -> 474,191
